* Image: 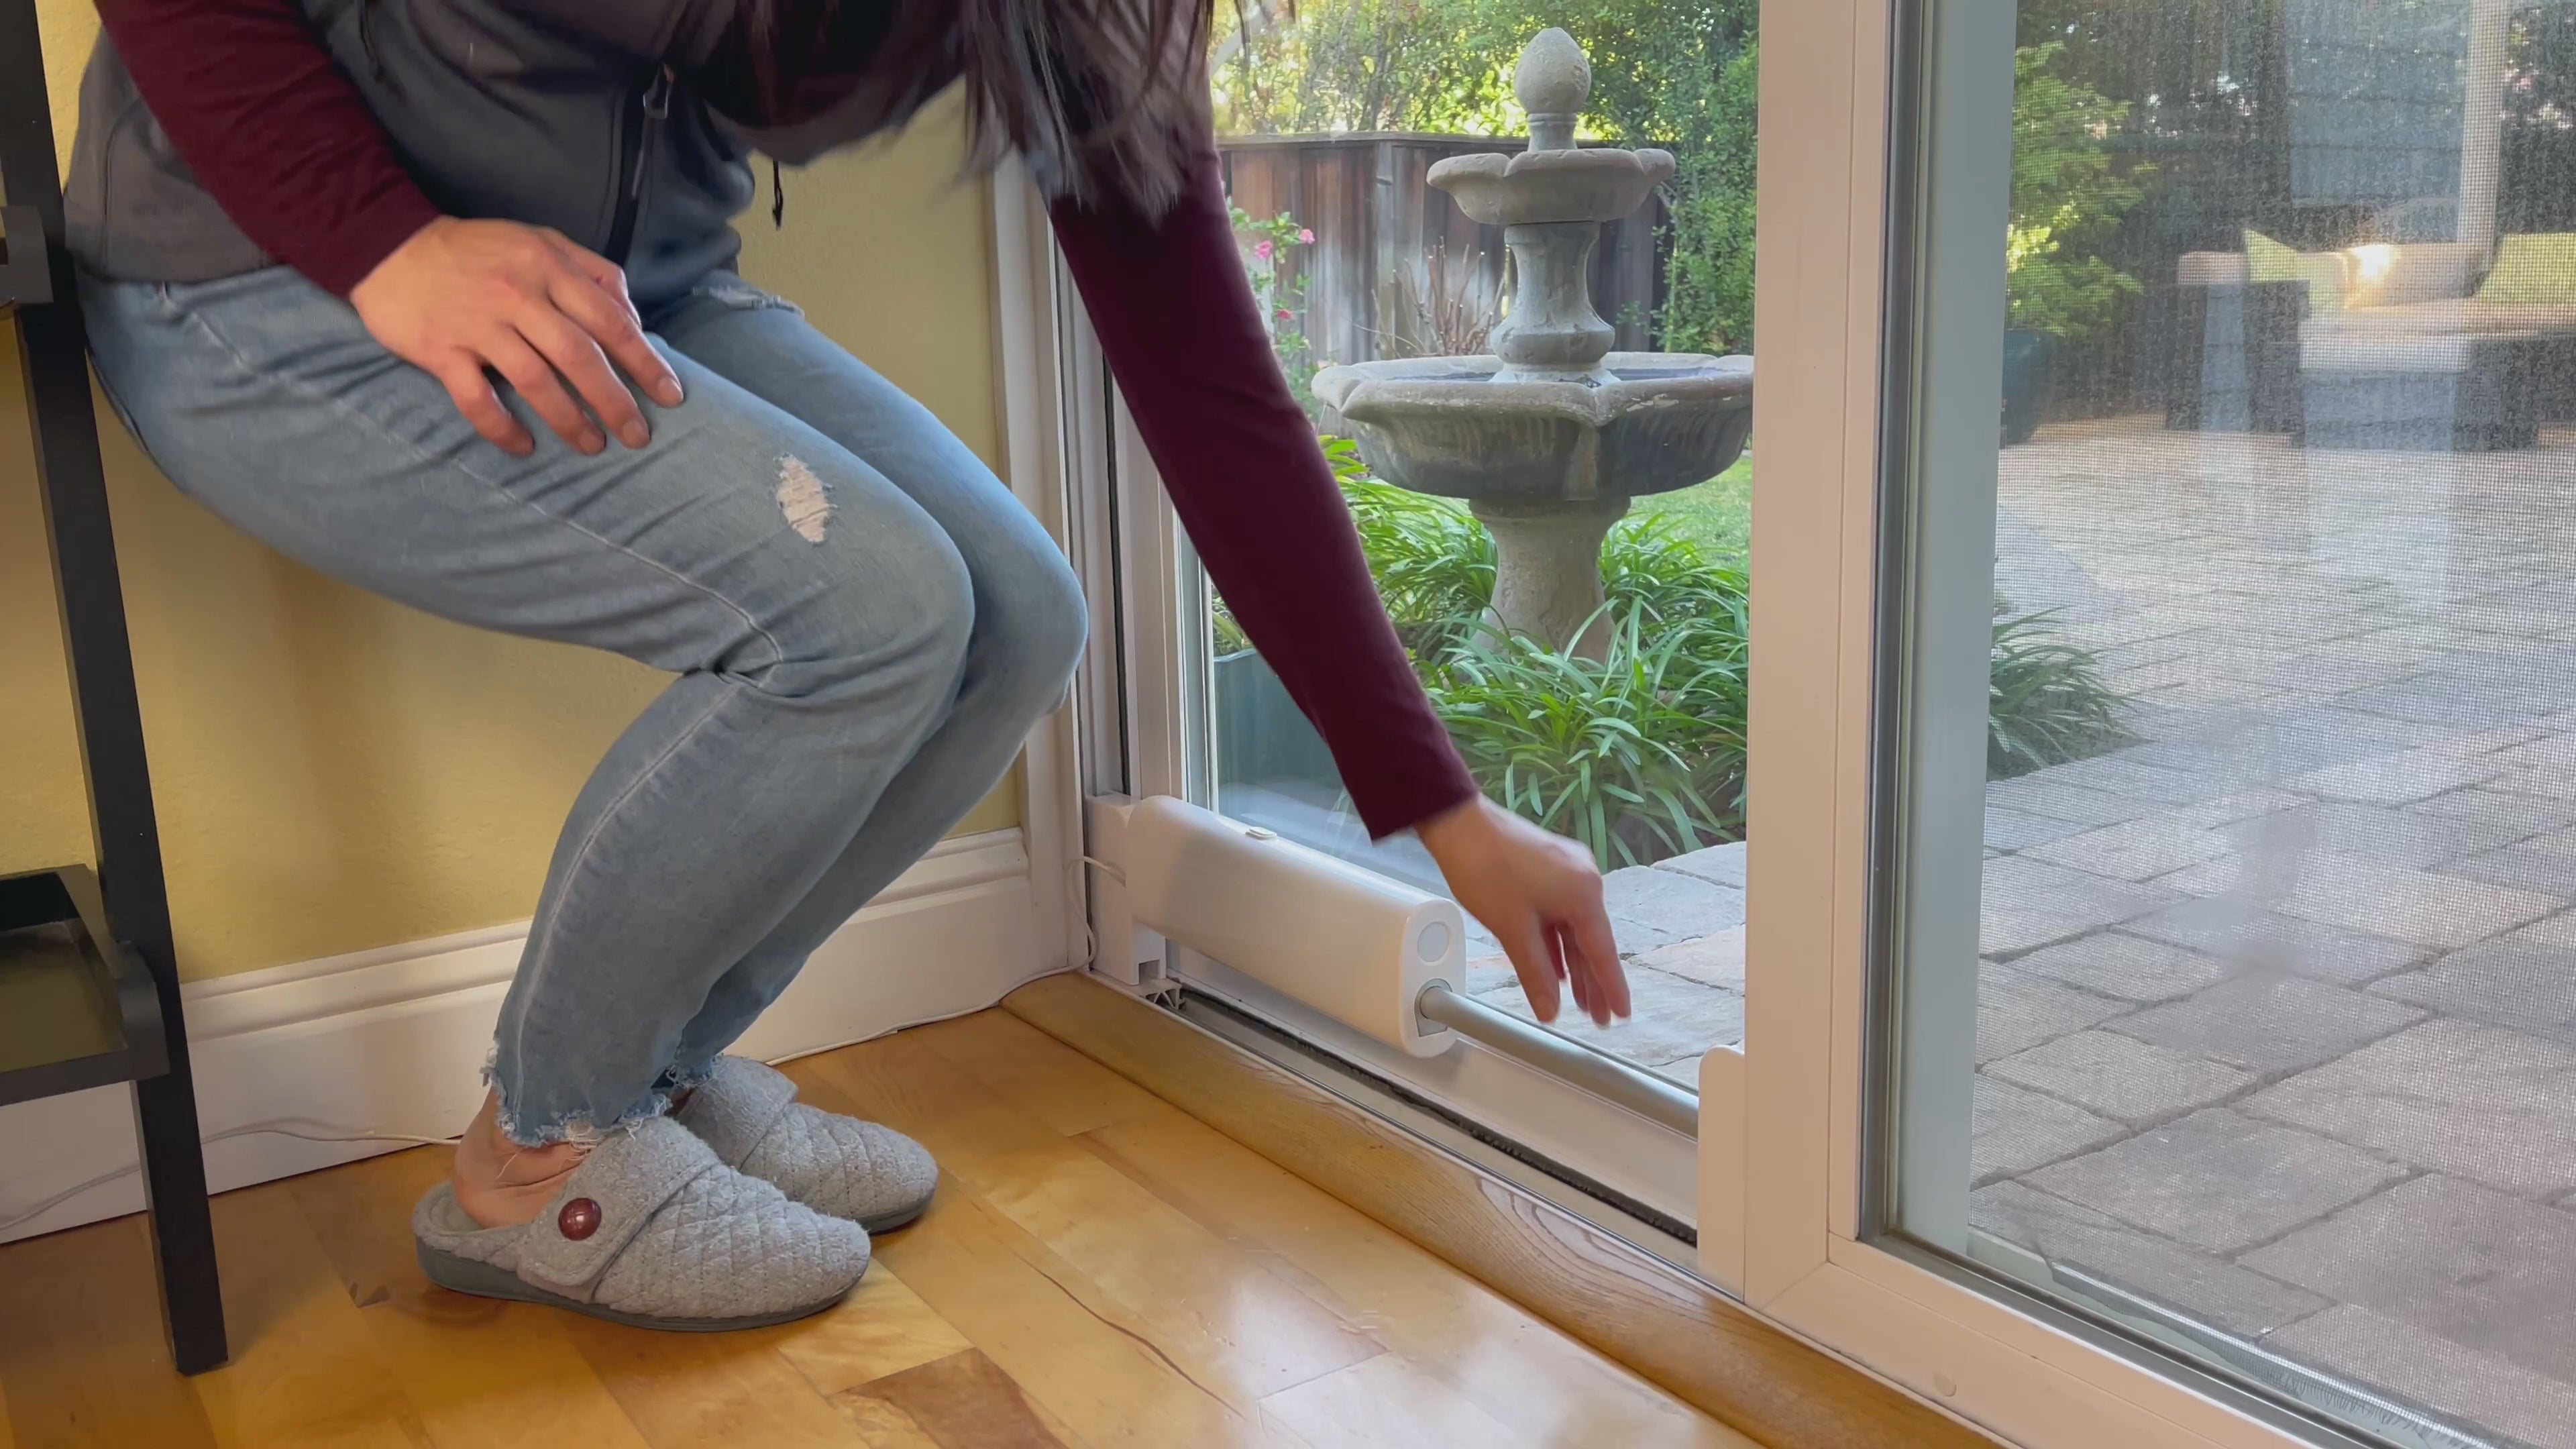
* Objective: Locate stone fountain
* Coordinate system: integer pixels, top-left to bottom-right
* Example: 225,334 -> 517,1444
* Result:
1312,29 -> 1754,659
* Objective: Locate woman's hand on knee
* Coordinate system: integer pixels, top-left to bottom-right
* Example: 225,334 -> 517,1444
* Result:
1417,796 -> 1633,1028
350,217 -> 686,458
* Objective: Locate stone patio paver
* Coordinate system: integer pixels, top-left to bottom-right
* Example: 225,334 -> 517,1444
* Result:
1979,857 -> 2182,956
2371,933 -> 2576,1042
1985,806 -> 2092,852
2215,800 -> 2528,871
1597,866 -> 1744,957
2019,755 -> 2239,807
1970,1181 -> 2329,1338
2266,1307 -> 2576,1449
2408,788 -> 2576,837
1985,1030 -> 2253,1125
1633,927 -> 1743,991
1652,841 -> 1746,890
2444,841 -> 2576,897
2243,1175 -> 2576,1383
2159,848 -> 2563,951
2023,1108 -> 2407,1254
2159,788 -> 2312,829
2245,1018 -> 2576,1199
2120,898 -> 2428,986
2006,931 -> 2235,1004
1972,1077 -> 2125,1183
1976,964 -> 2131,1063
1980,777 -> 2157,828
2023,815 -> 2235,882
2109,972 -> 2423,1077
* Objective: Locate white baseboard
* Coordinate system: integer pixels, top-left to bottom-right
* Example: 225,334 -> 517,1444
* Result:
0,828 -> 1058,1244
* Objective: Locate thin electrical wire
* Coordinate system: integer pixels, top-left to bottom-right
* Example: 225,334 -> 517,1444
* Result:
0,1120 -> 461,1237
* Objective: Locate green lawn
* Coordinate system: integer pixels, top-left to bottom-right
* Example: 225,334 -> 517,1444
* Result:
1630,454 -> 1752,561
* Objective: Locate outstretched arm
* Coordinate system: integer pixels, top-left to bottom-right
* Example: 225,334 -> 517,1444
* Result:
1047,136 -> 1630,1025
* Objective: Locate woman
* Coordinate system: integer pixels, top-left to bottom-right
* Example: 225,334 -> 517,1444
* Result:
69,0 -> 1632,1330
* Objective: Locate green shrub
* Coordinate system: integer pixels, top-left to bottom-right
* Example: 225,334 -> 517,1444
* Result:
1988,609 -> 2127,777
1214,439 -> 2125,858
1428,611 -> 1745,867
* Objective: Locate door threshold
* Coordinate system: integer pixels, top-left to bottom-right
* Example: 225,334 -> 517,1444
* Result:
1170,984 -> 1701,1263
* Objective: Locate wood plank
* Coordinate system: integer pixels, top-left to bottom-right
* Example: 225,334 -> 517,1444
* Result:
1004,975 -> 1997,1449
1259,1351 -> 1530,1449
909,1000 -> 1735,1444
905,1012 -> 1163,1139
559,1316 -> 861,1449
285,1146 -> 654,1449
796,1035 -> 1380,1407
771,1264 -> 973,1399
189,1181 -> 431,1448
831,1348 -> 1078,1448
843,1185 -> 1299,1448
0,1214 -> 220,1449
1080,1114 -> 1748,1448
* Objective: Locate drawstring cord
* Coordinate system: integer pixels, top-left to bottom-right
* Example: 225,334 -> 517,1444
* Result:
771,158 -> 787,229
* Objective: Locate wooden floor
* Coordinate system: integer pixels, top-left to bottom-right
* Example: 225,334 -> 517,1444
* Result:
0,1010 -> 1750,1448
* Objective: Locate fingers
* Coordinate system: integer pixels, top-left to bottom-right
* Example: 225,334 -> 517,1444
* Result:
431,356 -> 533,457
543,235 -> 684,409
1495,917 -> 1563,1024
520,306 -> 651,450
1556,928 -> 1594,1022
481,330 -> 604,455
1566,898 -> 1629,1024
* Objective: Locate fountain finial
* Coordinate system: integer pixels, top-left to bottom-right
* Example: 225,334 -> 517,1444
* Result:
1515,29 -> 1590,152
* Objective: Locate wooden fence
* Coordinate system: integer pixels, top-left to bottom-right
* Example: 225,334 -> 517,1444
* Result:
1216,132 -> 1670,366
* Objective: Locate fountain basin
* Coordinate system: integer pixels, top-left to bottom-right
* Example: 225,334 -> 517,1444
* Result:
1313,353 -> 1753,502
1428,148 -> 1677,229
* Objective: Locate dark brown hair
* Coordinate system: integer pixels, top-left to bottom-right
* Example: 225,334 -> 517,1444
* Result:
732,0 -> 1216,217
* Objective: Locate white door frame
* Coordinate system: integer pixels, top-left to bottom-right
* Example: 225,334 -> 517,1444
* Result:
1731,2 -> 2413,1446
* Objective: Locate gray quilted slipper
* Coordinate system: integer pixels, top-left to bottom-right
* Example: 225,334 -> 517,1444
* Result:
676,1056 -> 938,1232
413,1116 -> 869,1331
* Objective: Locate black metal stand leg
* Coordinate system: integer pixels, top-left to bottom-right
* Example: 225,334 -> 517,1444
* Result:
133,1074 -> 226,1374
5,0 -> 227,1375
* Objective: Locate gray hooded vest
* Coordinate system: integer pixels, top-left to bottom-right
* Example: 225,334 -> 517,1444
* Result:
65,0 -> 957,303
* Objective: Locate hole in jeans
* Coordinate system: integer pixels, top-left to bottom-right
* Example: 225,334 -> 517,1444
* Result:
775,455 -> 833,543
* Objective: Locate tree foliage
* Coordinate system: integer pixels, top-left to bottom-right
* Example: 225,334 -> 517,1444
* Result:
1213,0 -> 1759,353
2008,42 -> 2149,341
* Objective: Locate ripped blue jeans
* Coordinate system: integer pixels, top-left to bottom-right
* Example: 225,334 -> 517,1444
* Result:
83,266 -> 1086,1144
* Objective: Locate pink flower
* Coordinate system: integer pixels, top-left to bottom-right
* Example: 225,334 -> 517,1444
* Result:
1297,228 -> 1315,244
1276,307 -> 1293,321
1254,239 -> 1274,261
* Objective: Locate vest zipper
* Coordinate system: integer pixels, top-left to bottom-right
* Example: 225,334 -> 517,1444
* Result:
605,68 -> 674,266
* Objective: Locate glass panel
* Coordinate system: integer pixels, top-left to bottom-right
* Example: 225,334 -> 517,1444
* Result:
1889,2 -> 2576,1444
1197,9 -> 1760,1085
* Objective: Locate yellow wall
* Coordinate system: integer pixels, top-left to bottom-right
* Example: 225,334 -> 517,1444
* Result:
1,8 -> 1015,981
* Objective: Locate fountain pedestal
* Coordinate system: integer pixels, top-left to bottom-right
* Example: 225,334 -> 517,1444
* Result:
1311,28 -> 1753,661
1474,496 -> 1629,657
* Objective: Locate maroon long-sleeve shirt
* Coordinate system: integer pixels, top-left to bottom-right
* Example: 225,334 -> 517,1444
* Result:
89,0 -> 1477,839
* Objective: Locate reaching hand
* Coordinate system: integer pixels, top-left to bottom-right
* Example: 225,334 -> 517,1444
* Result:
1417,796 -> 1631,1027
350,217 -> 684,458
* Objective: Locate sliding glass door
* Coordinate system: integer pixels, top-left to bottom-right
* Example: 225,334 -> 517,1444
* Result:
1053,0 -> 2576,1441
1872,0 -> 2576,1444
